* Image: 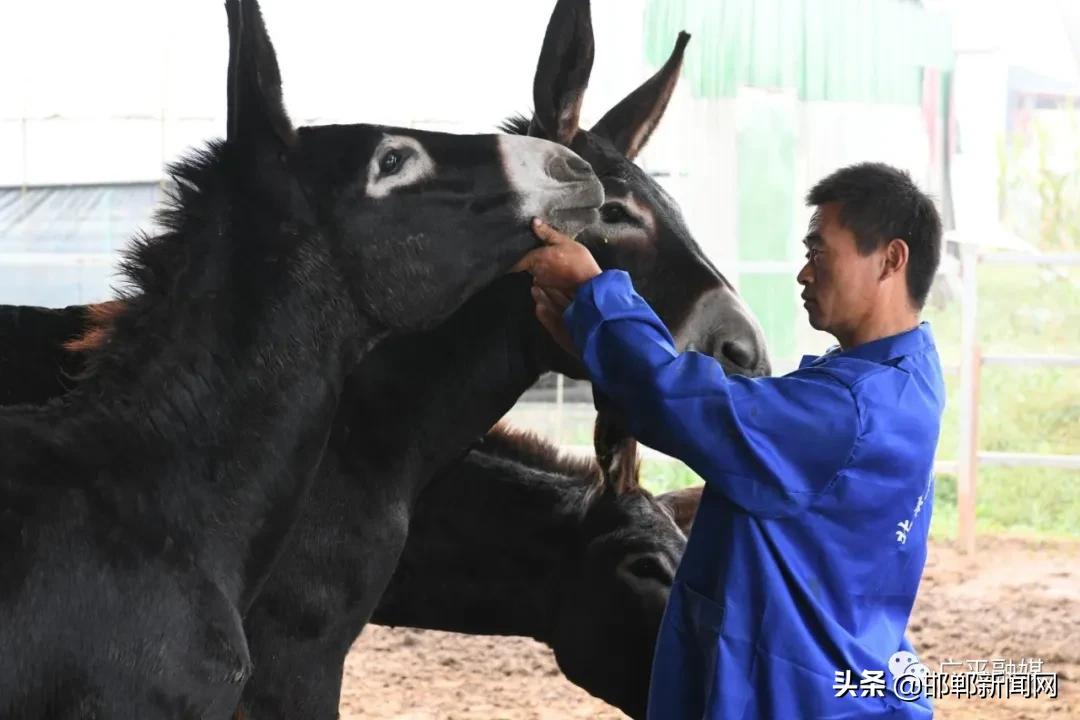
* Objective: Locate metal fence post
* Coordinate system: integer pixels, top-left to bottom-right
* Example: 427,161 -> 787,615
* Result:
956,242 -> 980,555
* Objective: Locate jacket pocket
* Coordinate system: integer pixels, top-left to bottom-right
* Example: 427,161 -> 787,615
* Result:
649,580 -> 730,719
678,580 -> 726,636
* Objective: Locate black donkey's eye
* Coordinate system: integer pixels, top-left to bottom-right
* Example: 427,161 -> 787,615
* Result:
601,203 -> 632,225
380,150 -> 403,176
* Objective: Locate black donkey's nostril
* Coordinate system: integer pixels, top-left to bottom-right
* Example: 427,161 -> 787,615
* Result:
548,154 -> 594,182
566,155 -> 593,178
722,340 -> 755,371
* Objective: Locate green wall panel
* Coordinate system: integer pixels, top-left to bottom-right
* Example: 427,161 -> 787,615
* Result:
736,91 -> 798,361
644,0 -> 953,104
738,273 -> 797,362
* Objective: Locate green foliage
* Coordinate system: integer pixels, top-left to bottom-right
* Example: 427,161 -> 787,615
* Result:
640,460 -> 704,495
998,104 -> 1080,252
929,471 -> 1080,540
923,262 -> 1079,538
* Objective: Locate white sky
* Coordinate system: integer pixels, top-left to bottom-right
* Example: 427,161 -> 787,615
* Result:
941,0 -> 1078,83
0,0 -> 650,129
0,0 -> 1075,187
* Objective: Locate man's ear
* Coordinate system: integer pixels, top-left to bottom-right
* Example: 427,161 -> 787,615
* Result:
881,238 -> 910,281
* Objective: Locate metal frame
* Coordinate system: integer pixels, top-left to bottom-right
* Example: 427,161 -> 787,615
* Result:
954,247 -> 1079,554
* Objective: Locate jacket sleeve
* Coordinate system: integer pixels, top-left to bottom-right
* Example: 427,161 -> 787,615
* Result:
565,270 -> 859,518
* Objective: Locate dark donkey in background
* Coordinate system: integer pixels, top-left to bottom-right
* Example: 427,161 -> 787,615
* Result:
374,425 -> 697,720
0,2 -> 766,719
0,0 -> 604,715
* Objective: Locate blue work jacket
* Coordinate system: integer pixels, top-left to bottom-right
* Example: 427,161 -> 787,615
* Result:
564,270 -> 945,719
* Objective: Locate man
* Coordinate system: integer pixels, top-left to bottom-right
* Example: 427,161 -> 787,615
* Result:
514,162 -> 945,718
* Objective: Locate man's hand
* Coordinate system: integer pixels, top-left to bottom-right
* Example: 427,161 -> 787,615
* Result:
512,219 -> 603,358
511,218 -> 603,293
531,284 -> 577,357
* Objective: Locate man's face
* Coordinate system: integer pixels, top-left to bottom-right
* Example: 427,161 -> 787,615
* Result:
797,202 -> 883,339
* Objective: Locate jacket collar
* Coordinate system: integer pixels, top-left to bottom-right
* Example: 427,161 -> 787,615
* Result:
799,322 -> 935,369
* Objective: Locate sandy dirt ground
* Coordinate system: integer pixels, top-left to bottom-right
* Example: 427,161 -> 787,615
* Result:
340,535 -> 1079,719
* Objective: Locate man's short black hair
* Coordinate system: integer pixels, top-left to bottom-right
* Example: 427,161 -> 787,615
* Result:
806,162 -> 942,309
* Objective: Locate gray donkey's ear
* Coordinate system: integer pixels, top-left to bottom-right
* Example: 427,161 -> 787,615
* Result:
590,31 -> 690,160
593,406 -> 640,496
656,485 -> 703,535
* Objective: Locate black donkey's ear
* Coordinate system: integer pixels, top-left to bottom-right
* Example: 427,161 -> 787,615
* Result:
528,0 -> 596,146
225,0 -> 295,150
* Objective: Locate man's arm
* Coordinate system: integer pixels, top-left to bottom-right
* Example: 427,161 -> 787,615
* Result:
566,270 -> 859,518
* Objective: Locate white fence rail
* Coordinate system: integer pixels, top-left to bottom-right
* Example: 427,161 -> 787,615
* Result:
954,247 -> 1078,555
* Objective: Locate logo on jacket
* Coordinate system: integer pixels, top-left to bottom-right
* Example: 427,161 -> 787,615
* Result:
895,472 -> 934,545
